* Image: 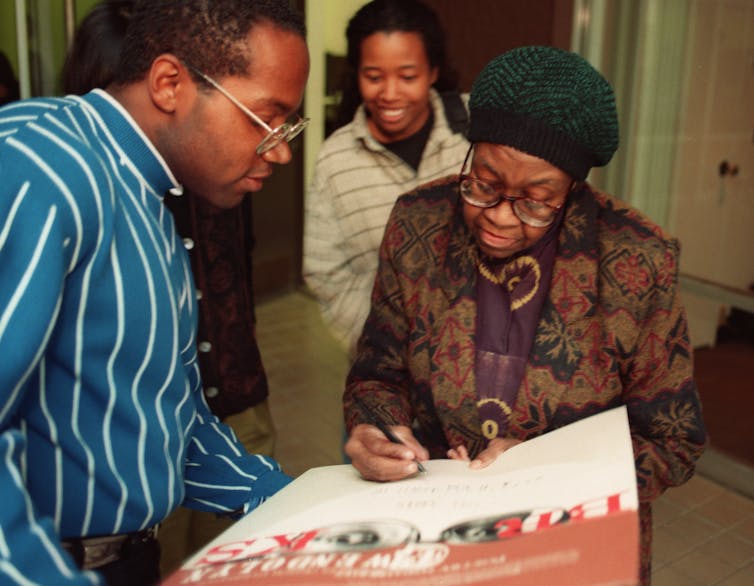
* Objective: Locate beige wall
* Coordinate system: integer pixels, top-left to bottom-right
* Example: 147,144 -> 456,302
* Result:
304,0 -> 367,187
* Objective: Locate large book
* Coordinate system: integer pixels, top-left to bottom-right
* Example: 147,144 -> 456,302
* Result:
163,406 -> 639,585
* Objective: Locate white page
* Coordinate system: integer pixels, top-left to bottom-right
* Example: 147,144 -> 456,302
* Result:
189,406 -> 638,565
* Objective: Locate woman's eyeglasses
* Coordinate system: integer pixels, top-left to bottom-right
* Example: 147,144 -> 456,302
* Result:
458,146 -> 568,228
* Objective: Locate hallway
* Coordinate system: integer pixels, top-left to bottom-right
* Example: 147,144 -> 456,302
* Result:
256,289 -> 754,586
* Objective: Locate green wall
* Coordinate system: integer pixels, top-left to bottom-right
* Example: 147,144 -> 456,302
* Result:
1,0 -> 101,95
0,2 -> 18,72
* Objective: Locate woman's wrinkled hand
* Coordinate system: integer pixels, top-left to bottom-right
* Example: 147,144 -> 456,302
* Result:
447,438 -> 522,469
345,424 -> 429,482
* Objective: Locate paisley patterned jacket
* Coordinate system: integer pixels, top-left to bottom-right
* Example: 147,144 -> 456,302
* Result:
345,176 -> 706,582
166,194 -> 268,420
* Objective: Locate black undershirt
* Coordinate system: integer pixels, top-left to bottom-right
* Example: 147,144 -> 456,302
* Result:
379,111 -> 434,171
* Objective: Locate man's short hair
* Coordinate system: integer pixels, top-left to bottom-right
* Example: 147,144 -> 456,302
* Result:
114,0 -> 305,84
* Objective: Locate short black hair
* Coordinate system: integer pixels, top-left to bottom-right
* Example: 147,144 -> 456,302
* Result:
335,0 -> 457,128
113,0 -> 305,85
62,0 -> 133,94
0,51 -> 20,106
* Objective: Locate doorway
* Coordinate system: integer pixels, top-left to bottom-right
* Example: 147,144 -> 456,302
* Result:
575,0 -> 754,475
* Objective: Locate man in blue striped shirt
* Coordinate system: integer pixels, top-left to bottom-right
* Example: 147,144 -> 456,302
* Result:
0,1 -> 309,584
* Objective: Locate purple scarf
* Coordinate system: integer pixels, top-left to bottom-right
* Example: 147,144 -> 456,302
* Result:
474,220 -> 561,439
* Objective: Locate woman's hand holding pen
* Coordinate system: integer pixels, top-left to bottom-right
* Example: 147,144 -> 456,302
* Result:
345,424 -> 429,482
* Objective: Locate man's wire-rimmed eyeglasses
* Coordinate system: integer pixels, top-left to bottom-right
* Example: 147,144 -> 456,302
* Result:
186,64 -> 309,155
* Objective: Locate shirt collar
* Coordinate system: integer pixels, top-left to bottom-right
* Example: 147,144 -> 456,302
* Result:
83,89 -> 182,200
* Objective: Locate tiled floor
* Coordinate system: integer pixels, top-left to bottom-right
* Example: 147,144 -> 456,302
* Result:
256,289 -> 754,586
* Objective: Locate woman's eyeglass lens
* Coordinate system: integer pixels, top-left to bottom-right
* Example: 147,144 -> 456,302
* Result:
458,148 -> 564,228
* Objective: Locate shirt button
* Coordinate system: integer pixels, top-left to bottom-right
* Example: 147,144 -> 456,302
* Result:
183,238 -> 195,250
198,341 -> 212,353
205,386 -> 219,398
196,289 -> 203,300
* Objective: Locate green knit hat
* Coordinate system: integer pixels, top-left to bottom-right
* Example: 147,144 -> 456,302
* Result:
469,46 -> 619,180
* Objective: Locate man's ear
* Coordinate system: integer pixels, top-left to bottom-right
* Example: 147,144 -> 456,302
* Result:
147,54 -> 187,114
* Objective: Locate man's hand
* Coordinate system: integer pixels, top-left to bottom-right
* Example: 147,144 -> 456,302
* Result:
345,424 -> 429,482
447,437 -> 522,469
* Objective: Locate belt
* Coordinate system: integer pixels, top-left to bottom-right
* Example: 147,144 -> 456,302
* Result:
62,526 -> 159,570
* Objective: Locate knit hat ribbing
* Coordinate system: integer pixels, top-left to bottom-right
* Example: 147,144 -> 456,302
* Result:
468,46 -> 619,180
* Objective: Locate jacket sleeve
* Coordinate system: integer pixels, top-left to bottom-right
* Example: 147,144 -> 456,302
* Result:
177,290 -> 290,516
621,238 -> 707,502
181,396 -> 291,516
302,161 -> 374,357
0,180 -> 101,585
343,206 -> 415,430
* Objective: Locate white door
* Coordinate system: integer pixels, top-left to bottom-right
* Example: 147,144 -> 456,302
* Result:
573,0 -> 754,347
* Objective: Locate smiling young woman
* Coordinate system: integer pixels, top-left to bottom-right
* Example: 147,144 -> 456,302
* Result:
358,30 -> 438,143
303,0 -> 470,361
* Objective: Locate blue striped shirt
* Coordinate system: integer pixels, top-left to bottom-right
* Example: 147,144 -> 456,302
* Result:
0,90 -> 291,585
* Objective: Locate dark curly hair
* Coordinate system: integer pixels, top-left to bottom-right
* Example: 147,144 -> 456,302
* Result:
113,0 -> 305,85
0,51 -> 20,106
335,0 -> 458,129
62,0 -> 133,94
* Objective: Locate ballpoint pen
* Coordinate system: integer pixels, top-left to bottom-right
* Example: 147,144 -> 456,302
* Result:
353,395 -> 427,473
